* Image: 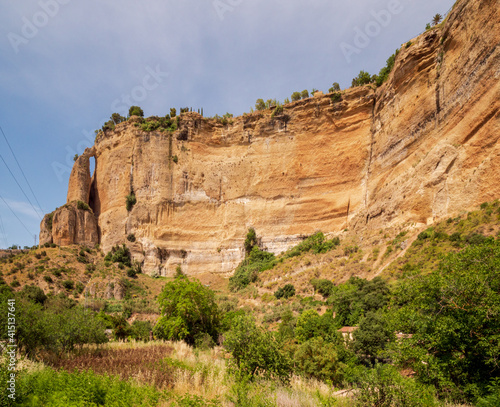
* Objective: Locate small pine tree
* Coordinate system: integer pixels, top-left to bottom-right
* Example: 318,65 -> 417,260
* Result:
129,106 -> 144,117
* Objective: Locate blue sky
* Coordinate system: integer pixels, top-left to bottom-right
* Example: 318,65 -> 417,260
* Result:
0,0 -> 456,248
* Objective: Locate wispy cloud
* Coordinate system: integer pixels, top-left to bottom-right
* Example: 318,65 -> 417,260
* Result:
1,198 -> 42,220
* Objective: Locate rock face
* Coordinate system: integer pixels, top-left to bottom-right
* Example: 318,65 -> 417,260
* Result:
39,202 -> 99,247
67,147 -> 95,204
42,0 -> 500,276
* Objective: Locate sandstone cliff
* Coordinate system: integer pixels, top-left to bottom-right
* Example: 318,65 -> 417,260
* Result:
41,0 -> 500,276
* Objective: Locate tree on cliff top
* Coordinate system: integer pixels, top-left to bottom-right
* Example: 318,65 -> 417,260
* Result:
129,106 -> 144,117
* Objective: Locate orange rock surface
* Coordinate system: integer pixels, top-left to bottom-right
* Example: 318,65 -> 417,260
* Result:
41,0 -> 500,276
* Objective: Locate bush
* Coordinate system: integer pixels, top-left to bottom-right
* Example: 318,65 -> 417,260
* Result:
15,367 -> 162,406
355,364 -> 438,407
255,99 -> 266,111
244,228 -> 258,254
229,246 -> 276,291
291,91 -> 301,102
172,155 -> 178,164
223,314 -> 291,383
331,92 -> 342,103
294,337 -> 341,383
19,285 -> 47,304
129,106 -> 144,117
351,70 -> 373,87
274,284 -> 295,299
76,200 -> 91,211
104,245 -> 132,267
170,107 -> 177,117
127,268 -> 137,278
126,193 -> 137,211
376,50 -> 398,86
301,89 -> 309,99
127,233 -> 136,242
153,276 -> 219,345
131,320 -> 152,341
310,279 -> 334,298
295,309 -> 339,344
284,232 -> 340,259
62,280 -> 74,290
391,241 -> 500,402
329,82 -> 341,92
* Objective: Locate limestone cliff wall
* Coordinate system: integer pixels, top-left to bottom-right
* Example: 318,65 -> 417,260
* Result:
43,0 -> 500,276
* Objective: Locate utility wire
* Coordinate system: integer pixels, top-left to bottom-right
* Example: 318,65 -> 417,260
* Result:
0,125 -> 44,214
0,153 -> 42,220
0,212 -> 7,248
0,193 -> 33,237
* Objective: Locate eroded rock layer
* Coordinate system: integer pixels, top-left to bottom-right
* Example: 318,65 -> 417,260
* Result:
42,0 -> 500,276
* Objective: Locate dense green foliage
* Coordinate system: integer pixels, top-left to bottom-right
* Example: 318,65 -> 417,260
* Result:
291,91 -> 301,102
284,232 -> 340,259
274,284 -> 295,300
310,278 -> 334,298
351,70 -> 373,87
391,241 -> 500,402
125,193 -> 137,211
154,276 -> 219,345
11,367 -> 163,406
223,314 -> 291,383
104,244 -> 132,267
0,290 -> 107,358
329,276 -> 390,326
129,105 -> 144,117
229,246 -> 276,291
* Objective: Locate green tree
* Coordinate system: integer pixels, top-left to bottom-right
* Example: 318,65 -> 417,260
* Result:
295,309 -> 339,344
274,283 -> 295,299
244,227 -> 258,254
294,337 -> 340,383
391,242 -> 500,402
352,311 -> 395,364
170,107 -> 177,117
351,70 -> 373,87
301,89 -> 309,99
432,13 -> 442,26
291,91 -> 301,102
223,314 -> 291,383
111,113 -> 126,124
255,99 -> 266,111
154,276 -> 219,345
129,106 -> 144,117
329,82 -> 341,92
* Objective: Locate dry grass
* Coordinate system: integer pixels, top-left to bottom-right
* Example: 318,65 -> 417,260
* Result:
45,340 -> 229,401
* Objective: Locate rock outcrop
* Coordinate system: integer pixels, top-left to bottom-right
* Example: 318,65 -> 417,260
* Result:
39,202 -> 98,247
67,147 -> 95,204
42,0 -> 500,276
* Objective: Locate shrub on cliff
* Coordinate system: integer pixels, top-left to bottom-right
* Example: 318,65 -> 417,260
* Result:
129,106 -> 144,117
255,99 -> 266,111
329,82 -> 341,92
274,283 -> 295,300
301,89 -> 309,99
76,200 -> 91,211
351,70 -> 373,87
126,193 -> 137,211
229,246 -> 276,291
104,245 -> 132,267
291,91 -> 301,102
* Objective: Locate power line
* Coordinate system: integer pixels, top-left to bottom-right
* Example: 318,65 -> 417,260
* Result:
0,193 -> 33,237
0,153 -> 42,220
0,213 -> 7,248
0,125 -> 44,214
